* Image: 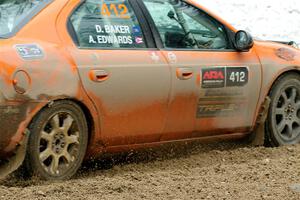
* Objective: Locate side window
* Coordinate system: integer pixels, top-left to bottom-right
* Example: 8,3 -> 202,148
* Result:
70,0 -> 146,49
142,0 -> 229,50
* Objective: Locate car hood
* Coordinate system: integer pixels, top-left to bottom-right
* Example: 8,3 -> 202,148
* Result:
254,39 -> 300,64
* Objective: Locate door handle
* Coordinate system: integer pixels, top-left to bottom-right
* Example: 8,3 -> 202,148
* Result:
176,68 -> 193,80
89,70 -> 110,82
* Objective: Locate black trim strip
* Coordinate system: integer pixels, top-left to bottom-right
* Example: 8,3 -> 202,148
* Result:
129,0 -> 156,48
135,0 -> 164,49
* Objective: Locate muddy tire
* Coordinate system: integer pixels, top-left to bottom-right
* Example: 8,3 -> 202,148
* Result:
266,73 -> 300,147
24,101 -> 88,180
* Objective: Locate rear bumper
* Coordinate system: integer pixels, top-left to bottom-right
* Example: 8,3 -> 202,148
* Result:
0,93 -> 38,158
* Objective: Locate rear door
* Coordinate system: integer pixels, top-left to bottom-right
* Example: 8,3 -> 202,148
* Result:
140,0 -> 262,140
68,0 -> 171,146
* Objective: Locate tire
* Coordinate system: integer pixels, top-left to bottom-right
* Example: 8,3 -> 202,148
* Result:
24,100 -> 88,180
266,73 -> 300,147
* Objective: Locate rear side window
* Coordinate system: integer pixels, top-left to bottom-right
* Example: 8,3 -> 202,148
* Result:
0,0 -> 52,38
70,0 -> 146,49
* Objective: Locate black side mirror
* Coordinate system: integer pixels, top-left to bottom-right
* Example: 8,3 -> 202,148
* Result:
234,30 -> 254,51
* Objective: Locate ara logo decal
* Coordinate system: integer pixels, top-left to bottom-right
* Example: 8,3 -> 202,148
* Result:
203,70 -> 225,80
202,68 -> 225,88
201,67 -> 249,88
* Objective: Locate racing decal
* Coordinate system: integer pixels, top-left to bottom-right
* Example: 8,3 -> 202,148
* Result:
275,48 -> 296,61
196,103 -> 244,118
201,67 -> 249,88
89,25 -> 133,45
202,67 -> 225,88
168,52 -> 177,64
132,26 -> 142,35
204,88 -> 244,97
0,106 -> 20,115
135,36 -> 144,44
97,3 -> 130,19
150,51 -> 160,63
226,67 -> 249,87
15,44 -> 44,60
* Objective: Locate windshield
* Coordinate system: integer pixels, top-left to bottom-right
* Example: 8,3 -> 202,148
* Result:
0,0 -> 51,38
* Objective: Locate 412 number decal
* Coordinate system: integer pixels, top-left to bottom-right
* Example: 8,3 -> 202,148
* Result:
226,67 -> 248,87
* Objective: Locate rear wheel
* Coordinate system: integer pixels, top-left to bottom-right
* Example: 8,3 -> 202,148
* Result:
266,73 -> 300,146
24,101 -> 88,180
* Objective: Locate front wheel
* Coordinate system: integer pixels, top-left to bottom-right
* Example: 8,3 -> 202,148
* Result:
24,101 -> 88,180
266,73 -> 300,146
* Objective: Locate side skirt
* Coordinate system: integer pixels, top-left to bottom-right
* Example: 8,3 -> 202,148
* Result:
103,132 -> 249,154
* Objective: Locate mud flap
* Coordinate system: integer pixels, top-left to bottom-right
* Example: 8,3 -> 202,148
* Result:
0,129 -> 29,180
250,97 -> 271,146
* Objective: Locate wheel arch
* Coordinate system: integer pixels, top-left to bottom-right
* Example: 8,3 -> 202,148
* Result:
267,68 -> 300,96
253,67 -> 300,131
67,98 -> 95,148
26,98 -> 97,151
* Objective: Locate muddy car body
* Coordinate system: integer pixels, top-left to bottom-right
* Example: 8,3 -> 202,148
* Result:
0,0 -> 299,180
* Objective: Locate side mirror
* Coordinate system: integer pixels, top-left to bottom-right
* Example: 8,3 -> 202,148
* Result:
234,30 -> 254,51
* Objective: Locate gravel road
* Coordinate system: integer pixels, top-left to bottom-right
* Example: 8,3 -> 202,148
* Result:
2,141 -> 300,200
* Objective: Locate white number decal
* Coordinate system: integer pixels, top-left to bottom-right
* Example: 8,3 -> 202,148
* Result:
240,72 -> 246,82
229,72 -> 246,83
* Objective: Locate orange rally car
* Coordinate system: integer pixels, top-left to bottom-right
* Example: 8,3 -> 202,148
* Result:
0,0 -> 300,180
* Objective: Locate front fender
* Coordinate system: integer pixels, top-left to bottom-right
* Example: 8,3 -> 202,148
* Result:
252,40 -> 300,127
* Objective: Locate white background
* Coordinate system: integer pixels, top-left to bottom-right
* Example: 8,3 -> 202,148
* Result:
197,0 -> 300,43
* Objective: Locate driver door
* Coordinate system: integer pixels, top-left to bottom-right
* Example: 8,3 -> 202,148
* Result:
140,0 -> 262,140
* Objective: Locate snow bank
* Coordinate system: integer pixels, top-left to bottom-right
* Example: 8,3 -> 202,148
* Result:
197,0 -> 300,43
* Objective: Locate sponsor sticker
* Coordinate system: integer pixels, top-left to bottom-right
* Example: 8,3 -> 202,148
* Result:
15,44 -> 44,60
196,103 -> 244,118
226,67 -> 249,87
202,67 -> 225,88
204,89 -> 244,97
168,52 -> 177,64
275,48 -> 296,61
201,67 -> 249,88
132,26 -> 142,35
135,36 -> 144,44
150,51 -> 160,62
